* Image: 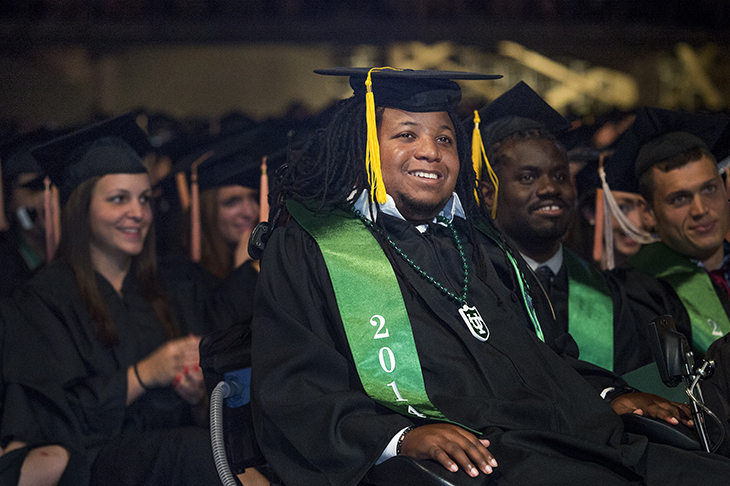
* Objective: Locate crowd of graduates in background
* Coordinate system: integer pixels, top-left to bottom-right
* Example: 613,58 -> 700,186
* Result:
1,74 -> 730,486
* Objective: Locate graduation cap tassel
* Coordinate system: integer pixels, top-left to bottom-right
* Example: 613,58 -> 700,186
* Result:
602,181 -> 615,270
259,156 -> 269,223
52,184 -> 61,252
592,155 -> 606,266
364,67 -> 403,205
597,161 -> 657,270
189,151 -> 214,263
471,111 -> 499,218
190,164 -> 200,262
365,69 -> 387,205
176,172 -> 190,211
44,177 -> 58,261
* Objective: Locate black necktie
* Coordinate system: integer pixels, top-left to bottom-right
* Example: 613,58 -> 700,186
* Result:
535,266 -> 554,297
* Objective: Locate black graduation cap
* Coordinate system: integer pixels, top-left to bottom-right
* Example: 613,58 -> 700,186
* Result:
314,67 -> 501,113
315,67 -> 502,205
31,113 -> 150,205
478,81 -> 572,148
606,107 -> 730,194
172,128 -> 267,191
196,148 -> 259,192
1,128 -> 57,191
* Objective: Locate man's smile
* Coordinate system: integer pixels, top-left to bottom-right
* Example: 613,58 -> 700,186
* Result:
530,199 -> 567,216
408,170 -> 442,181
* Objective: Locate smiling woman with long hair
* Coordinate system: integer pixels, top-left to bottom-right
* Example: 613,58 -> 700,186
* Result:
0,114 -> 267,486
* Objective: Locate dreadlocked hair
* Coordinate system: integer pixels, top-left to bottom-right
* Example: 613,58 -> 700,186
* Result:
273,97 -> 370,212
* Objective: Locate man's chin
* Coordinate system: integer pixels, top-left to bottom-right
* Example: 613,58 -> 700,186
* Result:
397,196 -> 451,223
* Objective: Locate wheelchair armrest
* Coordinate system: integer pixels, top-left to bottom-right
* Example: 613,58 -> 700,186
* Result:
362,455 -> 499,486
621,413 -> 701,451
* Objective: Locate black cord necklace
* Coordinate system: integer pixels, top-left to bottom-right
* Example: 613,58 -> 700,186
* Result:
350,206 -> 490,342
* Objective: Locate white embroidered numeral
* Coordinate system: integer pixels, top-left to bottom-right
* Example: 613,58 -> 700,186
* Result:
379,347 -> 395,373
371,315 -> 390,339
408,406 -> 426,418
387,381 -> 408,402
708,319 -> 723,336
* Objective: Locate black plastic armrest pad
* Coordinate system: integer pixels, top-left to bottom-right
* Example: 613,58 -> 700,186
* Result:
362,455 -> 500,486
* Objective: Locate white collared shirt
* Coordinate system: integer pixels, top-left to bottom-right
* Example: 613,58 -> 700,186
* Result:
521,244 -> 563,275
352,189 -> 466,233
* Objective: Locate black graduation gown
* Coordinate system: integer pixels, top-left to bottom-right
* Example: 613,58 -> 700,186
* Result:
610,266 -> 694,355
541,254 -> 655,376
251,212 -> 730,486
0,230 -> 37,298
0,256 -> 256,485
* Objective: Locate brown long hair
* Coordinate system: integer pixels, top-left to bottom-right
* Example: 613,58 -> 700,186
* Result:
57,176 -> 179,346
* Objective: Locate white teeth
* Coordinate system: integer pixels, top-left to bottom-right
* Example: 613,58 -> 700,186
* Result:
536,205 -> 560,211
411,171 -> 438,180
121,228 -> 140,233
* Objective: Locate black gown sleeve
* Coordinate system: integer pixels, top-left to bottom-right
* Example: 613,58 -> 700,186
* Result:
251,221 -> 413,486
1,276 -> 119,453
158,255 -> 259,335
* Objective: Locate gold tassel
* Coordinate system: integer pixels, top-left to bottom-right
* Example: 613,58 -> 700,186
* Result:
365,67 -> 402,205
471,110 -> 499,219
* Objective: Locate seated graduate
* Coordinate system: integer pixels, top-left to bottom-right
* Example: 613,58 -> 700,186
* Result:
251,67 -> 730,486
173,130 -> 264,280
0,114 -> 266,486
475,81 -> 661,377
1,298 -> 74,486
619,108 -> 730,355
0,129 -> 61,296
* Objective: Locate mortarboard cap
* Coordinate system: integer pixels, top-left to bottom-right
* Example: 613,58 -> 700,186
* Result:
316,67 -> 500,205
178,132 -> 261,192
606,107 -> 730,194
478,81 -> 572,149
171,123 -> 285,190
31,113 -> 150,206
315,67 -> 500,113
1,128 -> 59,191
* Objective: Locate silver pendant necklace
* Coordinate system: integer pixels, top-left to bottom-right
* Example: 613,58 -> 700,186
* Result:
351,208 -> 489,342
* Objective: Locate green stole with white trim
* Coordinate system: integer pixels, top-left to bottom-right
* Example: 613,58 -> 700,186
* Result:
287,200 -> 543,430
631,241 -> 730,354
563,250 -> 614,371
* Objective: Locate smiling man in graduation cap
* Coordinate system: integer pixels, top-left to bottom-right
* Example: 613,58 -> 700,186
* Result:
619,107 -> 730,355
250,68 -> 730,486
476,81 -> 669,379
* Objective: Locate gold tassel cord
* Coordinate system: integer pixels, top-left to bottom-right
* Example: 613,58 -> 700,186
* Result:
471,111 -> 499,218
365,67 -> 402,205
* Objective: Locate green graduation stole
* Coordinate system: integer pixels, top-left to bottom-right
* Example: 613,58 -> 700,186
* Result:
631,242 -> 730,353
288,200 -> 471,429
563,250 -> 614,371
288,200 -> 544,432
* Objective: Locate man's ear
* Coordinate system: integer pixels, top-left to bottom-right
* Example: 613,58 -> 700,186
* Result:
479,179 -> 495,211
642,206 -> 657,234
